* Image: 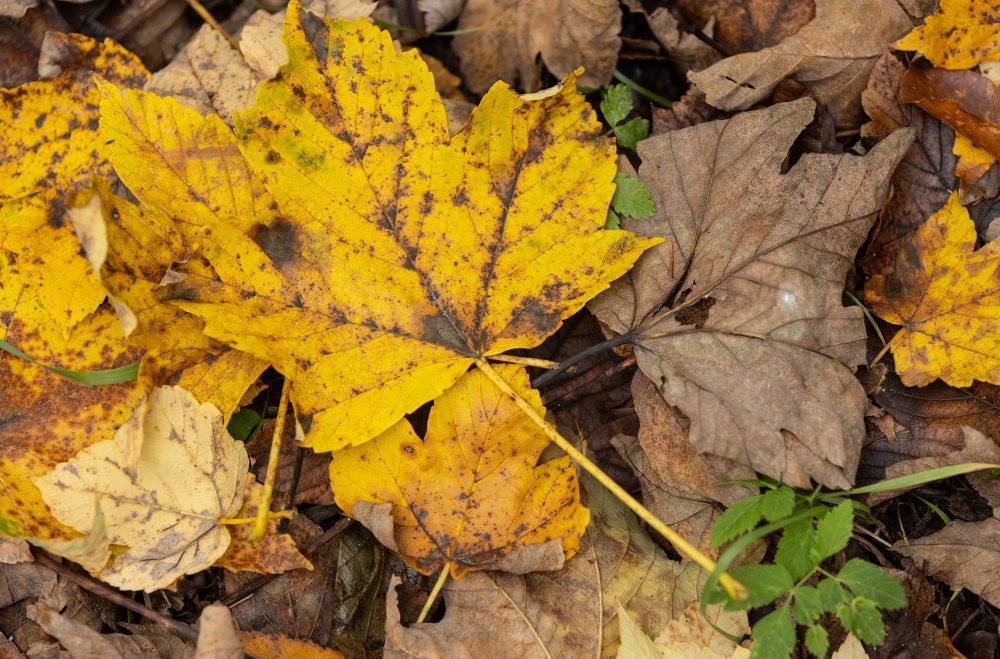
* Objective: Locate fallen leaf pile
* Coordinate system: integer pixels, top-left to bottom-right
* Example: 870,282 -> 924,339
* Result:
3,0 -> 1000,655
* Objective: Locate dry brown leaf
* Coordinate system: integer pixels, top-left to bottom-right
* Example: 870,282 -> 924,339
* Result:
384,477 -> 745,658
860,51 -> 957,276
453,0 -> 621,93
613,373 -> 755,557
0,538 -> 33,564
651,90 -> 727,134
688,0 -> 912,128
876,562 -> 953,659
644,9 -> 721,74
591,99 -> 912,487
214,478 -> 312,575
673,0 -> 814,53
894,470 -> 1000,608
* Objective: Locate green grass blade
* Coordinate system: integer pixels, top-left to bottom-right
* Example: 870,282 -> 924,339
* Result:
0,338 -> 139,386
830,463 -> 1000,498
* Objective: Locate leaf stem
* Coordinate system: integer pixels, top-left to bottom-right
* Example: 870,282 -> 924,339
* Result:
417,564 -> 451,623
182,0 -> 240,50
249,376 -> 292,544
867,340 -> 893,369
488,354 -> 561,369
530,333 -> 632,388
475,358 -> 746,601
612,70 -> 672,109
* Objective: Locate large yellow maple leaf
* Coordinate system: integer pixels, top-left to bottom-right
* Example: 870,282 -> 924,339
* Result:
330,365 -> 589,578
866,193 -> 1000,387
101,2 -> 656,451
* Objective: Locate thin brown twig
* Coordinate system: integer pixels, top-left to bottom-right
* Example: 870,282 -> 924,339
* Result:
182,0 -> 240,50
32,551 -> 199,642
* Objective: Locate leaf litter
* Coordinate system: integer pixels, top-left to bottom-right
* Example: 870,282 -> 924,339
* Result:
3,0 -> 1000,655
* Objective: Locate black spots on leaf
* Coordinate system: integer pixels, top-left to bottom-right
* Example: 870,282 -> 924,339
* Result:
46,198 -> 66,229
257,116 -> 273,130
452,190 -> 469,207
292,293 -> 304,309
239,289 -> 257,301
265,150 -> 281,164
250,219 -> 301,269
419,191 -> 433,216
33,113 -> 47,129
675,296 -> 716,329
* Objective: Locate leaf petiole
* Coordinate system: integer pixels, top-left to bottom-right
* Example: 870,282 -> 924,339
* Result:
248,377 -> 293,544
417,564 -> 451,624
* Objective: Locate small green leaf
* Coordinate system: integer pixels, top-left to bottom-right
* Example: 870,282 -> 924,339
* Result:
612,117 -> 650,149
604,209 -> 621,230
610,172 -> 655,220
600,84 -> 633,127
794,586 -> 824,625
818,577 -> 849,610
775,515 -> 815,580
729,564 -> 794,610
228,408 -> 263,442
711,494 -> 764,548
760,486 -> 796,523
810,500 -> 853,563
836,598 -> 885,645
749,605 -> 796,659
837,559 -> 907,610
804,624 -> 829,658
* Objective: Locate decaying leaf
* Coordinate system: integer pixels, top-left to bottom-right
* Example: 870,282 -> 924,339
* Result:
672,0 -> 814,53
895,0 -> 1000,69
591,99 -> 911,487
214,477 -> 312,574
688,0 -> 913,128
35,385 -> 249,592
452,0 -> 621,93
860,51 -> 958,276
865,193 -> 1000,387
616,604 -> 750,658
330,365 -> 588,578
900,65 -> 1000,160
895,470 -> 1000,608
241,631 -> 345,658
384,477 -> 748,657
613,374 -> 755,556
107,5 -> 656,452
196,604 -> 244,659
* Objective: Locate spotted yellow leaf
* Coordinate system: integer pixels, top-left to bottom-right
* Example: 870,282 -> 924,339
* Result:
895,0 -> 1000,69
330,365 -> 589,578
865,193 -> 1000,386
99,2 -> 657,451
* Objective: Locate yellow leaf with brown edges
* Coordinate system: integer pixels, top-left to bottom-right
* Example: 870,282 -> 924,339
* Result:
35,385 -> 250,592
865,193 -> 1000,387
895,0 -> 1000,70
98,3 -> 657,451
0,34 -> 148,540
240,632 -> 344,658
329,365 -> 589,578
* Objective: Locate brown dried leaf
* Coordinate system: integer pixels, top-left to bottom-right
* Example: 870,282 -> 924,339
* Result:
591,99 -> 912,487
894,470 -> 1000,608
613,373 -> 755,556
900,65 -> 1000,159
673,0 -> 814,53
875,562 -> 953,659
453,0 -> 621,93
651,90 -> 727,135
195,605 -> 243,659
688,0 -> 912,128
860,51 -> 957,275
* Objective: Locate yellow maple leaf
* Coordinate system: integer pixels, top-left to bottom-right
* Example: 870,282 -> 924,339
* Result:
895,0 -> 1000,70
329,365 -> 589,578
97,3 -> 657,451
35,385 -> 250,592
865,192 -> 1000,387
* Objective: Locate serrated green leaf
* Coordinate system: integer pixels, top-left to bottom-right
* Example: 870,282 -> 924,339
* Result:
605,209 -> 621,230
729,564 -> 794,610
611,172 -> 655,220
760,486 -> 796,523
836,598 -> 885,645
794,586 -> 824,625
601,84 -> 633,127
712,494 -> 764,548
750,605 -> 796,659
613,117 -> 650,150
804,625 -> 829,658
837,559 -> 907,610
818,578 -> 849,610
810,500 -> 853,563
775,515 -> 815,580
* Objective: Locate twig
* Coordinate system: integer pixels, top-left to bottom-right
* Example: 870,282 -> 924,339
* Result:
250,377 -> 292,544
32,551 -> 199,642
182,0 -> 240,50
416,566 -> 450,623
